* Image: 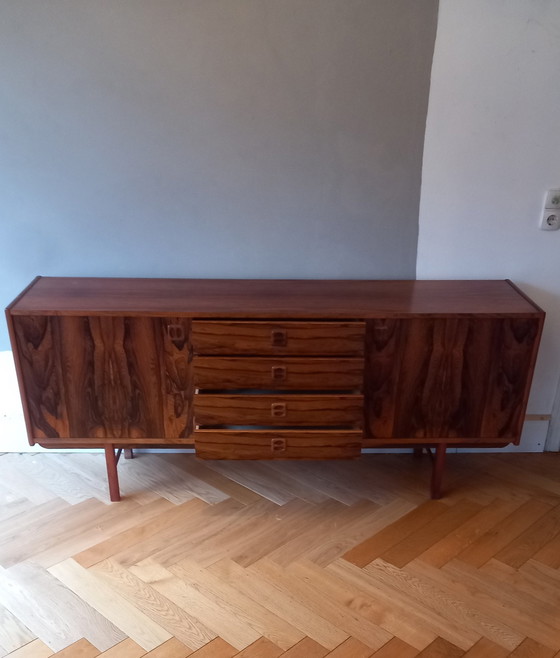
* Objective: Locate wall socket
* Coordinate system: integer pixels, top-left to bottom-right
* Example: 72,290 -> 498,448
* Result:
540,189 -> 560,230
545,189 -> 560,209
541,212 -> 560,231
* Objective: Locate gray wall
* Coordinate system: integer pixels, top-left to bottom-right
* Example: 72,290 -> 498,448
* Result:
0,0 -> 438,349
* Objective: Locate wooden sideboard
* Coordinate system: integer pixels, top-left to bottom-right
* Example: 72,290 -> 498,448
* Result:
6,277 -> 544,501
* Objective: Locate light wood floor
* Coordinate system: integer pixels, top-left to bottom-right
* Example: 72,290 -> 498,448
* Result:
1,451 -> 560,658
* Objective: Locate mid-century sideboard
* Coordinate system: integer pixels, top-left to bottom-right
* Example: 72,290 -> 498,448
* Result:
6,277 -> 544,501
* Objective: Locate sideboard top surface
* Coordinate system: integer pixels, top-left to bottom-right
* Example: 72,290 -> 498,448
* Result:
7,277 -> 542,317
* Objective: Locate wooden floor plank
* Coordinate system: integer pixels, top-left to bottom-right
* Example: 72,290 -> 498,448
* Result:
416,499 -> 521,568
113,498 -> 244,569
479,559 -> 560,610
140,637 -> 194,657
342,501 -> 449,568
146,455 -> 229,505
324,560 -> 436,651
369,638 -> 418,658
168,559 -> 303,650
416,637 -> 464,658
531,528 -> 560,568
182,638 -> 237,658
359,559 -> 484,650
0,455 -> 59,505
462,637 -> 512,657
0,565 -> 90,653
402,559 -> 523,651
188,498 -> 327,568
306,499 -> 416,567
1,453 -> 560,658
0,498 -> 142,568
73,499 -> 207,569
508,638 -> 556,657
280,637 -> 329,658
4,456 -> 96,506
493,504 -> 560,568
232,637 -> 283,658
33,499 -> 175,570
0,604 -> 35,655
380,499 -> 482,568
207,559 -> 345,650
456,499 -> 553,568
91,559 -> 216,650
325,637 -> 375,657
257,460 -> 364,506
252,559 -> 391,651
441,560 -> 560,651
130,561 -> 260,651
47,559 -> 171,651
204,462 -> 297,506
263,500 -> 366,567
49,638 -> 100,658
94,638 -> 145,658
157,456 -> 263,505
3,640 -> 53,658
1,562 -> 124,652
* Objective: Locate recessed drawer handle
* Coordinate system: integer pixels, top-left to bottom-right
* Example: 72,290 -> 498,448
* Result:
167,324 -> 185,342
271,330 -> 287,347
271,366 -> 287,381
271,402 -> 286,417
271,438 -> 286,453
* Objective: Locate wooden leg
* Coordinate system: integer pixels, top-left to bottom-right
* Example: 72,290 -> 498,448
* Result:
104,445 -> 121,502
124,449 -> 134,460
430,443 -> 447,499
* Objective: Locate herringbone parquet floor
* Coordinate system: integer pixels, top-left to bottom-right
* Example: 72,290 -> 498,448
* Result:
1,451 -> 560,658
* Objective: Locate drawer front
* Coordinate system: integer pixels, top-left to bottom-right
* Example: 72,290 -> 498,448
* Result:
194,394 -> 363,427
195,430 -> 362,459
193,357 -> 364,391
192,321 -> 365,356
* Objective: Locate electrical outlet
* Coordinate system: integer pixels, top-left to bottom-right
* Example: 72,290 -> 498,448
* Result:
545,189 -> 560,209
540,211 -> 560,231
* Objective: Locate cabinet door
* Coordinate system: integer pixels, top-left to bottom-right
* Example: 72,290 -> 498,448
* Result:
12,315 -> 193,441
364,317 -> 540,441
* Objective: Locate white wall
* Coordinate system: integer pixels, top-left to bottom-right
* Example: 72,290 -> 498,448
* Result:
418,0 -> 560,449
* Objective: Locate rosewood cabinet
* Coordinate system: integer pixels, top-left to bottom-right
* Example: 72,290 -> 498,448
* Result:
6,277 -> 544,501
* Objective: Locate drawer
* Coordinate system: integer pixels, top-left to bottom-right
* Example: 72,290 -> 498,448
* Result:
193,357 -> 364,391
194,394 -> 363,427
192,321 -> 365,356
194,429 -> 362,459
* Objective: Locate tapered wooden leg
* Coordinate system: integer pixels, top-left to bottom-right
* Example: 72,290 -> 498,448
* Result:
105,445 -> 121,502
431,443 -> 447,499
124,449 -> 134,460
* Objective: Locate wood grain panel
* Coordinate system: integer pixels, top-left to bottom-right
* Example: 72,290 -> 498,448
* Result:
364,318 -> 540,441
192,321 -> 364,356
194,395 -> 363,427
58,317 -> 164,439
11,316 -> 70,440
480,318 -> 541,439
361,319 -> 403,438
193,358 -> 363,391
159,318 -> 193,439
194,430 -> 362,459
